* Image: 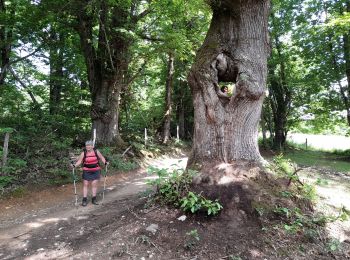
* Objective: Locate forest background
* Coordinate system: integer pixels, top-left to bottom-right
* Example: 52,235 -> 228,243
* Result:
1,0 -> 350,191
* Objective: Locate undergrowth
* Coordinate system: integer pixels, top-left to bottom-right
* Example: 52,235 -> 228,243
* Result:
146,166 -> 223,216
258,155 -> 350,239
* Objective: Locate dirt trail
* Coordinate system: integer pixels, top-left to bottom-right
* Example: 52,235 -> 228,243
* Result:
1,154 -> 350,260
0,155 -> 187,260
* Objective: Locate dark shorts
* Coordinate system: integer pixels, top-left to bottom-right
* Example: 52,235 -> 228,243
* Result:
82,170 -> 101,181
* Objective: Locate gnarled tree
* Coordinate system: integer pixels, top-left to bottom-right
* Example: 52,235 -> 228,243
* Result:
187,0 -> 270,169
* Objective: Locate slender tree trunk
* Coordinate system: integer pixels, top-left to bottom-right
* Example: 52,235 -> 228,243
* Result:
260,112 -> 267,148
344,2 -> 350,126
268,17 -> 291,151
162,52 -> 175,144
0,0 -> 12,86
49,30 -> 63,115
269,73 -> 288,151
1,132 -> 9,174
187,0 -> 270,167
178,97 -> 185,139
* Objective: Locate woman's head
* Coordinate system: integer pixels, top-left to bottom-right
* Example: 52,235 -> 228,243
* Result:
85,140 -> 94,149
221,86 -> 228,93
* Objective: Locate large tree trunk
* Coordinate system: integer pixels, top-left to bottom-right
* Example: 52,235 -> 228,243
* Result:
187,0 -> 270,167
74,0 -> 136,146
162,52 -> 175,144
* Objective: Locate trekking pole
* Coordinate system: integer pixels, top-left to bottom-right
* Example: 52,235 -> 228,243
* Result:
71,161 -> 78,207
102,163 -> 108,205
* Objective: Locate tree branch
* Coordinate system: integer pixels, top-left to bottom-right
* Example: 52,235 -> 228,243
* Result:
8,66 -> 40,107
9,46 -> 43,66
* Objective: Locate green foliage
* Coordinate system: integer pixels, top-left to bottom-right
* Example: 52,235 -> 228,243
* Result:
184,229 -> 200,250
1,158 -> 27,175
186,229 -> 200,241
0,176 -> 15,189
180,191 -> 223,215
0,127 -> 14,134
271,155 -> 294,174
326,239 -> 342,252
147,166 -> 194,205
100,147 -> 139,172
300,183 -> 317,201
269,155 -> 298,180
280,190 -> 292,198
147,166 -> 223,216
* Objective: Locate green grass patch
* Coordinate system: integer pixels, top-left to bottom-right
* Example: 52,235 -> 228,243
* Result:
283,149 -> 350,173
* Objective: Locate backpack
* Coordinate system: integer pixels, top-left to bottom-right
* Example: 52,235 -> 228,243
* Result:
83,147 -> 100,168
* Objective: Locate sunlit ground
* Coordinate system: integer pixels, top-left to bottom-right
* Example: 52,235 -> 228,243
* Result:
301,169 -> 350,242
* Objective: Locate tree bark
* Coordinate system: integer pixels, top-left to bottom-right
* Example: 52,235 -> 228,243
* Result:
178,97 -> 185,139
49,30 -> 64,115
344,2 -> 350,126
0,0 -> 12,86
73,0 -> 142,146
1,132 -> 9,174
268,67 -> 289,151
187,0 -> 270,166
162,52 -> 175,144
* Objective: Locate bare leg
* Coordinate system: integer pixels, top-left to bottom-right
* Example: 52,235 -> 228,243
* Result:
92,180 -> 99,197
83,180 -> 89,197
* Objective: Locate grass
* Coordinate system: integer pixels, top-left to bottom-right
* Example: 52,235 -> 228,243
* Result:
283,148 -> 350,173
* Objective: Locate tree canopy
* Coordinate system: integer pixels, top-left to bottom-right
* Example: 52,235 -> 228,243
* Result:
1,0 -> 349,178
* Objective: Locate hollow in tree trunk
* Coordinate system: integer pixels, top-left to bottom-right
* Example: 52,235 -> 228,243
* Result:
187,0 -> 270,169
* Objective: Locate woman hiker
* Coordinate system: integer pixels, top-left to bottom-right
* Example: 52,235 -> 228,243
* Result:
72,140 -> 108,206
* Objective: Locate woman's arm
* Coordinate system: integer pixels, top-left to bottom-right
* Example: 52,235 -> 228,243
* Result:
73,152 -> 84,167
97,150 -> 108,165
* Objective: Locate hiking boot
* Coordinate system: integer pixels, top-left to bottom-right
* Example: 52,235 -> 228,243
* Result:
82,197 -> 88,206
92,196 -> 99,205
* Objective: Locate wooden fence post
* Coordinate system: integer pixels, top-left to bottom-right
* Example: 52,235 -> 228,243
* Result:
144,128 -> 148,146
176,125 -> 179,140
305,138 -> 308,150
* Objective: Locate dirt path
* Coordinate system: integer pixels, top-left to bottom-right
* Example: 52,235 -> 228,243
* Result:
0,155 -> 188,260
1,154 -> 350,260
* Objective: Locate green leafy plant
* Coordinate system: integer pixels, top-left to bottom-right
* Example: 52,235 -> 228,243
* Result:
274,206 -> 291,218
147,167 -> 223,216
147,166 -> 194,205
326,239 -> 342,252
180,192 -> 223,215
184,229 -> 200,250
280,190 -> 292,198
300,183 -> 317,201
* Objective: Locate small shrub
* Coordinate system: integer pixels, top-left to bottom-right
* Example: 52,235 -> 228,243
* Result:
0,176 -> 15,189
147,166 -> 223,216
99,147 -> 139,172
326,239 -> 342,252
184,229 -> 200,250
300,183 -> 317,201
180,191 -> 223,215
